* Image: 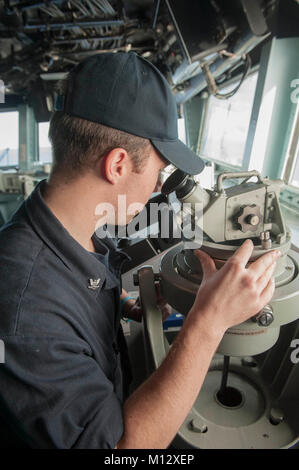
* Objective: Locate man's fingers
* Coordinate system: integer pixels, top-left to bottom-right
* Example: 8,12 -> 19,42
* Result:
249,249 -> 281,279
229,239 -> 254,268
259,276 -> 275,307
256,261 -> 276,293
194,250 -> 216,280
155,283 -> 167,306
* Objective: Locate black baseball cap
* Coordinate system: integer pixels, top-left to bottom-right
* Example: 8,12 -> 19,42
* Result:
56,51 -> 205,175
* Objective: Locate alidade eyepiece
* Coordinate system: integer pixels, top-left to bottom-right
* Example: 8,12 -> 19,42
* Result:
161,169 -> 195,198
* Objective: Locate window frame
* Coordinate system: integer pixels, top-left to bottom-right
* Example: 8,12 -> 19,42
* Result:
283,102 -> 299,191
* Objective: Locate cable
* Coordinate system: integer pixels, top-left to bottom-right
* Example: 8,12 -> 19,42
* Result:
201,53 -> 252,100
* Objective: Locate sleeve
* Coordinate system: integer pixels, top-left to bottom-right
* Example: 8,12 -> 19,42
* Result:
0,335 -> 124,449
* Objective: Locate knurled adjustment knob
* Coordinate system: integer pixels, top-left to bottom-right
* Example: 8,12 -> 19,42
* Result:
236,204 -> 262,233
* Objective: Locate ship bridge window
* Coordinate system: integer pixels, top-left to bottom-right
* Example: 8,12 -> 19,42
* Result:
178,117 -> 186,144
38,122 -> 52,164
199,72 -> 258,168
0,111 -> 19,167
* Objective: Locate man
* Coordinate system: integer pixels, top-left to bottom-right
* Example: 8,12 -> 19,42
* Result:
0,52 -> 279,449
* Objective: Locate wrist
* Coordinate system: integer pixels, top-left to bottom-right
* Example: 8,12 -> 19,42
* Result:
120,296 -> 136,316
185,306 -> 226,343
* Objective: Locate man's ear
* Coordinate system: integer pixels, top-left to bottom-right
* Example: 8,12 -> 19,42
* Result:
101,148 -> 131,184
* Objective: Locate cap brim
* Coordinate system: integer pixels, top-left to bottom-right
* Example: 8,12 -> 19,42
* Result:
151,138 -> 205,175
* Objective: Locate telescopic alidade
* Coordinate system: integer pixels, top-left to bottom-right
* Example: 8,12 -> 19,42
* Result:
137,169 -> 299,449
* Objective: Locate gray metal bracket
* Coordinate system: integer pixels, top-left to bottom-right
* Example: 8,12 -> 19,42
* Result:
137,266 -> 169,370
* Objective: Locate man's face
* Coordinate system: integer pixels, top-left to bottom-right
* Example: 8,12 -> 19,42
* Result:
123,146 -> 168,224
96,144 -> 169,228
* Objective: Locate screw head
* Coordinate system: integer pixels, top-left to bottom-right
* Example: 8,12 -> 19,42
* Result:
252,305 -> 274,327
189,418 -> 208,433
258,311 -> 274,327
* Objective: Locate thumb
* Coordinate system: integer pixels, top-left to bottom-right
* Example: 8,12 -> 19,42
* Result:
194,249 -> 216,281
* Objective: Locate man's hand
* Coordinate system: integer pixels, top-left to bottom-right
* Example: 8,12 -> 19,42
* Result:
121,285 -> 172,323
190,239 -> 280,335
